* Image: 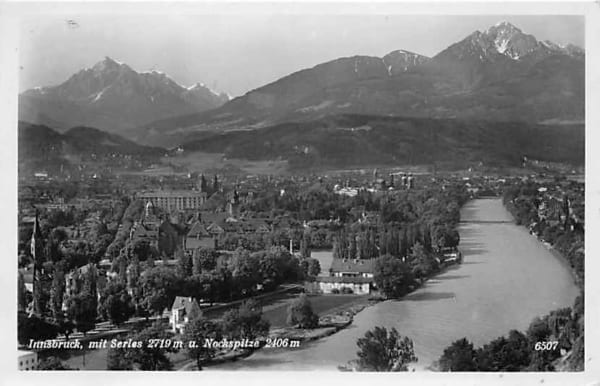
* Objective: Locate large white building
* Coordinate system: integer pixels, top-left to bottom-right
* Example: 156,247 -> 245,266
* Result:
306,258 -> 376,295
137,190 -> 207,211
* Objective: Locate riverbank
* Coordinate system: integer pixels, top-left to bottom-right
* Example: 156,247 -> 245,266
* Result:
502,200 -> 583,288
202,198 -> 578,371
502,198 -> 584,289
194,256 -> 464,371
179,295 -> 381,370
542,240 -> 583,287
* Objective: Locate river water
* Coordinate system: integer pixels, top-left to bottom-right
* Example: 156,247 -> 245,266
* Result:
209,198 -> 579,371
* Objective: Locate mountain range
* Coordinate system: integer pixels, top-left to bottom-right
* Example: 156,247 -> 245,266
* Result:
126,21 -> 584,146
18,122 -> 164,175
18,21 -> 585,171
19,57 -> 229,132
175,114 -> 584,170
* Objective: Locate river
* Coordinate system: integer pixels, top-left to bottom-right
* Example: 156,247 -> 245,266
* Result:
209,198 -> 579,371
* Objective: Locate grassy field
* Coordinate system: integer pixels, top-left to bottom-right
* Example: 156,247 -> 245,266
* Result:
164,151 -> 289,176
261,294 -> 368,328
58,291 -> 367,370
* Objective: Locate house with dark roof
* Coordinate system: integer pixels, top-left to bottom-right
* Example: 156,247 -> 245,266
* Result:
207,222 -> 225,235
169,296 -> 202,333
330,258 -> 375,278
240,218 -> 271,234
185,221 -> 216,250
129,222 -> 159,249
306,258 -> 376,295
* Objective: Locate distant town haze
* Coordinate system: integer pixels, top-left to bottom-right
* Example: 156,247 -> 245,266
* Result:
19,14 -> 583,97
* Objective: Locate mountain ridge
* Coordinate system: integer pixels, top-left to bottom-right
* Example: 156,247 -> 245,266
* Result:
19,57 -> 229,133
20,22 -> 584,148
129,21 -> 583,146
18,121 -> 165,175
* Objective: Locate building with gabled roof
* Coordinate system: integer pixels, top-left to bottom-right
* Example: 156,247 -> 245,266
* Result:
170,296 -> 202,333
305,258 -> 377,295
185,221 -> 216,250
330,258 -> 375,278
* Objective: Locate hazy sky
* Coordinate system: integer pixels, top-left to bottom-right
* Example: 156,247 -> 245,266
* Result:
19,15 -> 584,97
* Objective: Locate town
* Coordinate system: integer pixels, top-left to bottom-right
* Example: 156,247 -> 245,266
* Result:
17,162 -> 584,371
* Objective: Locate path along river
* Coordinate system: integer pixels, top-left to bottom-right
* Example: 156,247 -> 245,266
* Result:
209,198 -> 580,371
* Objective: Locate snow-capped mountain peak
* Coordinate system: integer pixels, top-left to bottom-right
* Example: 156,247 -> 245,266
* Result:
438,21 -> 584,64
20,57 -> 229,132
484,22 -> 537,59
91,56 -> 129,73
187,82 -> 206,91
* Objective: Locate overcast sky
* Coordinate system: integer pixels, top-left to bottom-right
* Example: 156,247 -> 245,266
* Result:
19,15 -> 584,97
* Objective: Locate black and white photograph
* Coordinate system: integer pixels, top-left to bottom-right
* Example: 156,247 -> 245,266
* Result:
2,1 -> 598,382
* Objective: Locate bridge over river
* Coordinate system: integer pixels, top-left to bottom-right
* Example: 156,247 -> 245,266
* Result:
209,198 -> 580,371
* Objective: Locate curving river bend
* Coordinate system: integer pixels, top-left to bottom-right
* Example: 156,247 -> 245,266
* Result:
209,198 -> 579,371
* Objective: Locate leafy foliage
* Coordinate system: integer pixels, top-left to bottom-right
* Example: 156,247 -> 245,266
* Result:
65,292 -> 97,335
123,323 -> 178,370
438,338 -> 477,371
37,356 -> 75,370
373,255 -> 414,299
352,326 -> 417,371
222,299 -> 270,340
182,317 -> 222,370
286,293 -> 319,329
17,313 -> 58,345
98,281 -> 135,325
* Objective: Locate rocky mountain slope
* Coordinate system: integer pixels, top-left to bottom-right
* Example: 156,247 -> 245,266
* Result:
18,121 -> 165,175
19,57 -> 229,133
133,21 -> 583,146
175,114 -> 584,170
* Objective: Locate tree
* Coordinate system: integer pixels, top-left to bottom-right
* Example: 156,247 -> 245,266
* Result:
348,232 -> 357,259
65,292 -> 97,335
124,323 -> 178,370
255,248 -> 292,290
409,242 -> 438,279
126,256 -> 141,297
107,348 -> 133,370
373,255 -> 414,299
222,299 -> 270,340
182,316 -> 222,370
230,248 -> 260,296
526,315 -> 562,371
438,338 -> 477,371
98,282 -> 135,326
193,247 -> 217,274
138,266 -> 180,317
286,293 -> 319,329
300,232 -> 311,258
352,327 -> 417,371
49,268 -> 65,320
93,233 -> 113,262
301,257 -> 321,279
178,251 -> 193,277
212,175 -> 219,192
18,271 -> 28,311
81,265 -> 98,313
37,356 -> 75,370
54,317 -> 75,341
476,330 -> 531,371
200,174 -> 208,193
130,239 -> 159,262
18,313 -> 58,345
